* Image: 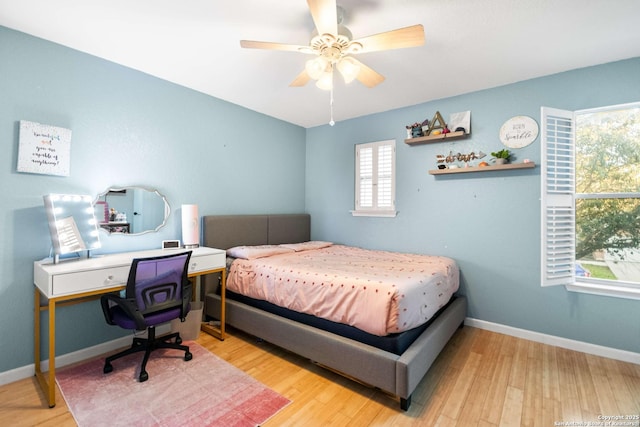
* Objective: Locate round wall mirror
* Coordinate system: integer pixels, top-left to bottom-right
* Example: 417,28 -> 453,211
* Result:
94,186 -> 170,235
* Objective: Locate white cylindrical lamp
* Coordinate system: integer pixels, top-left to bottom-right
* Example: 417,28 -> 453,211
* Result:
181,204 -> 200,248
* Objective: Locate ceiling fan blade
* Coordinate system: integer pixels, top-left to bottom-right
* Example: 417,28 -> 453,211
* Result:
307,0 -> 337,36
290,69 -> 312,87
240,40 -> 309,53
350,58 -> 385,88
353,24 -> 425,53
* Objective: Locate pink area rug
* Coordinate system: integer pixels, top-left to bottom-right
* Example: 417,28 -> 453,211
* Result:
56,341 -> 290,426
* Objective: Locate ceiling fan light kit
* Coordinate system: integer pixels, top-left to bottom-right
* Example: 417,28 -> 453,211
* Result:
336,57 -> 360,83
240,0 -> 425,123
305,56 -> 328,80
316,69 -> 334,91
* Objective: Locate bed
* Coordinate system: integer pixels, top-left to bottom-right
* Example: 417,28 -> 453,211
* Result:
202,214 -> 467,410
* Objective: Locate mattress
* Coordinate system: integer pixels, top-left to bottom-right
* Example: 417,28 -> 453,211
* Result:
224,290 -> 457,355
226,244 -> 459,336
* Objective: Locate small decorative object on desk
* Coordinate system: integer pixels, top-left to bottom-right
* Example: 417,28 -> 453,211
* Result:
491,149 -> 511,164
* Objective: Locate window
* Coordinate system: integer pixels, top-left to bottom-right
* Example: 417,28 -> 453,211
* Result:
353,139 -> 396,217
541,103 -> 640,299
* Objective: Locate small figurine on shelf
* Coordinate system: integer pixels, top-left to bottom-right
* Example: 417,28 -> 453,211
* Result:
420,118 -> 430,135
109,208 -> 117,221
405,122 -> 423,138
405,118 -> 429,139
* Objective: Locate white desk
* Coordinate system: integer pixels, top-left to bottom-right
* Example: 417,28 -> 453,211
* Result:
33,246 -> 226,408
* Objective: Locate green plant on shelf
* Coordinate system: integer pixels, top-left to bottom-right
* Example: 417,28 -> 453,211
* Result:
491,149 -> 511,160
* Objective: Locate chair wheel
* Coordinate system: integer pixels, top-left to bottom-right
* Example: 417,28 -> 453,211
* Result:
184,351 -> 192,361
139,371 -> 149,382
103,363 -> 113,374
175,336 -> 182,345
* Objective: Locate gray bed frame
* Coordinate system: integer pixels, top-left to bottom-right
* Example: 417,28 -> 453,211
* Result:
201,214 -> 467,410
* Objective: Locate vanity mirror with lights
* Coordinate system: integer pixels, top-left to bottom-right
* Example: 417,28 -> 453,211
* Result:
93,186 -> 170,235
44,194 -> 102,263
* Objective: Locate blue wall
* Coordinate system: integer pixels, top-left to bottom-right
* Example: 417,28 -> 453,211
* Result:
0,26 -> 306,373
306,57 -> 640,354
1,24 -> 638,376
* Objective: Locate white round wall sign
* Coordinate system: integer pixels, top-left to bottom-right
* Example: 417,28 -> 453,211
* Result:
499,116 -> 539,148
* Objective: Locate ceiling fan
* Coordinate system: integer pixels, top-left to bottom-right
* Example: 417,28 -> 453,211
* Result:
240,0 -> 425,91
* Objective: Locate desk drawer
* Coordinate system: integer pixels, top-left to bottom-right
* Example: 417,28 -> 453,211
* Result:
189,252 -> 225,274
52,266 -> 129,297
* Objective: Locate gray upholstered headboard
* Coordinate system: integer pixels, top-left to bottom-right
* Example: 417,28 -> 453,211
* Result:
203,214 -> 311,250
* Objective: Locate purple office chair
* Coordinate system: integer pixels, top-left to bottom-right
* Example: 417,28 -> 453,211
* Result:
100,251 -> 193,382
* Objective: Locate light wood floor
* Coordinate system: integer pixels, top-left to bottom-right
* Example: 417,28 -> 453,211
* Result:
2,326 -> 639,426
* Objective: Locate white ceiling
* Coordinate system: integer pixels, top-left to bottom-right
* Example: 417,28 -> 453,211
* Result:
1,0 -> 640,128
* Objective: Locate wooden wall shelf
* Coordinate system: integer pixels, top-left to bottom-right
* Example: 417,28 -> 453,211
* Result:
405,130 -> 468,145
428,162 -> 536,175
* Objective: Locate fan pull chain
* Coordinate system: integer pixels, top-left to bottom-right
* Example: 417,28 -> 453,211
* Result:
329,83 -> 335,126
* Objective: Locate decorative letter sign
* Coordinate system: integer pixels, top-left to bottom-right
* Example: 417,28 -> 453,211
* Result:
17,120 -> 72,176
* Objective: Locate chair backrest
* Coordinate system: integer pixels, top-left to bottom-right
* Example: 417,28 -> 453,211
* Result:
125,251 -> 192,315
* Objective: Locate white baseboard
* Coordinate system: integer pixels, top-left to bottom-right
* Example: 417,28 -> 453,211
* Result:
465,317 -> 640,365
0,325 -> 171,387
3,320 -> 637,387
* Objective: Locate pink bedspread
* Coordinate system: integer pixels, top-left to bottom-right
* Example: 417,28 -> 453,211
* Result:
227,245 -> 459,336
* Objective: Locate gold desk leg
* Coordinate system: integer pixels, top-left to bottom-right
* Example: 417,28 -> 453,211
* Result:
219,268 -> 226,339
33,290 -> 56,408
200,269 -> 226,341
47,299 -> 56,407
34,290 -> 41,375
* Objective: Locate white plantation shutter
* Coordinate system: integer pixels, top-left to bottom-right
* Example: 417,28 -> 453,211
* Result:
541,107 -> 576,287
377,143 -> 393,208
355,140 -> 396,214
358,146 -> 373,208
